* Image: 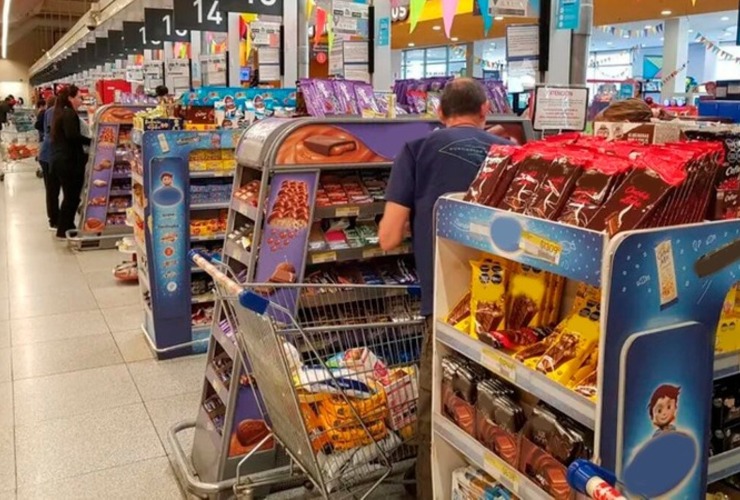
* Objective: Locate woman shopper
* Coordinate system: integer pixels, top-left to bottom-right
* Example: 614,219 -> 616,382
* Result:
51,86 -> 90,239
38,96 -> 60,230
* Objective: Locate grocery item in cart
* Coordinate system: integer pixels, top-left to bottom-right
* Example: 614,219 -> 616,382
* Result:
451,465 -> 514,500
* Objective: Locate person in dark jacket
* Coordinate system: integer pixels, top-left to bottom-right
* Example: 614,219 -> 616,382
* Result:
34,99 -> 46,142
0,97 -> 11,129
51,85 -> 90,239
38,96 -> 60,230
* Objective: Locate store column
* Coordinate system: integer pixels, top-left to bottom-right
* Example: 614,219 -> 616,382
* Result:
662,17 -> 689,101
471,42 -> 484,78
372,0 -> 393,91
544,0 -> 571,84
284,0 -> 300,84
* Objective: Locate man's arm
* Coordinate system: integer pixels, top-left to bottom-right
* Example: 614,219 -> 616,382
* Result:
379,202 -> 410,251
379,143 -> 416,251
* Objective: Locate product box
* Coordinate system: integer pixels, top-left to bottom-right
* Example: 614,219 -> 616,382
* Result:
593,121 -> 689,144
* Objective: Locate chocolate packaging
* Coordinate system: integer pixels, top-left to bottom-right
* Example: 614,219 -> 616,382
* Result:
475,379 -> 524,466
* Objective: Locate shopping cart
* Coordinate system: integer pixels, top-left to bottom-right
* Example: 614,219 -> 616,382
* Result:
189,250 -> 425,499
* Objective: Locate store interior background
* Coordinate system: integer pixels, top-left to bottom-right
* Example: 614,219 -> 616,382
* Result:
1,0 -> 739,103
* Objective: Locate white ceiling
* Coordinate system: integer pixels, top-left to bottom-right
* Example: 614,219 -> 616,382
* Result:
478,9 -> 739,60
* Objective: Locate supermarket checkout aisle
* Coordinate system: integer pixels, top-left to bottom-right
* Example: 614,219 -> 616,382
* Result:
0,159 -> 200,499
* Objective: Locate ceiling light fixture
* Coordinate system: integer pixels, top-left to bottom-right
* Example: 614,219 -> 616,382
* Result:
645,25 -> 653,29
1,0 -> 11,59
408,42 -> 415,47
494,15 -> 504,21
607,41 -> 613,46
721,16 -> 730,21
688,29 -> 694,33
451,37 -> 459,41
432,25 -> 442,31
661,10 -> 672,16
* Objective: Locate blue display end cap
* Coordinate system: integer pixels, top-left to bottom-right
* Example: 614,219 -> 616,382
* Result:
567,459 -> 618,494
239,291 -> 269,315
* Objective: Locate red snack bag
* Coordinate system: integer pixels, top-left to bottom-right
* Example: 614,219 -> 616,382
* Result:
464,145 -> 521,206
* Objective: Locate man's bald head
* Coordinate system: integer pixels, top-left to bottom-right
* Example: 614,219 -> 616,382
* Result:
439,77 -> 489,126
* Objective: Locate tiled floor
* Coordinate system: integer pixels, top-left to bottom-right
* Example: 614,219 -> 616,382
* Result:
1,161 -> 194,499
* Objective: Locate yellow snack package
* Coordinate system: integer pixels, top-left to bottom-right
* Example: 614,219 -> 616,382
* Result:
506,264 -> 549,330
469,258 -> 508,340
716,283 -> 740,354
568,348 -> 599,389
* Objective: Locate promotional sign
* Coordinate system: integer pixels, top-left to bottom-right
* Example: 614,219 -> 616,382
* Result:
173,0 -> 228,32
556,0 -> 580,30
145,8 -> 190,42
532,85 -> 589,131
219,0 -> 283,15
600,222 -> 740,498
123,21 -> 145,53
165,59 -> 192,95
377,17 -> 390,47
81,124 -> 120,233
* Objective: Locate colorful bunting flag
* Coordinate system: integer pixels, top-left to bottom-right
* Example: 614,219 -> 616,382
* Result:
477,0 -> 493,35
409,0 -> 426,33
442,0 -> 459,38
695,33 -> 740,64
599,23 -> 663,39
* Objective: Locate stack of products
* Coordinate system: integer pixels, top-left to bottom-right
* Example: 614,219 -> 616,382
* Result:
233,180 -> 261,207
393,78 -> 512,115
451,466 -> 514,499
227,223 -> 255,252
446,256 -> 600,401
190,210 -> 228,238
190,179 -> 233,205
299,78 -> 391,118
442,354 -> 592,500
192,303 -> 215,327
464,136 -> 726,236
309,219 -> 382,250
189,149 -> 236,172
712,375 -> 740,455
304,257 -> 417,289
317,172 -> 387,206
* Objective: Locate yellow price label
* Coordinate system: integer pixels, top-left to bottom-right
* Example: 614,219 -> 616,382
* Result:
484,452 -> 520,494
482,348 -> 517,383
312,251 -> 337,264
362,247 -> 385,259
520,231 -> 562,265
336,206 -> 360,217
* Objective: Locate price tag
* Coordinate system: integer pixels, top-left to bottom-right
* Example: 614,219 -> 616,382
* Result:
312,251 -> 337,264
387,244 -> 410,256
482,348 -> 517,383
336,206 -> 360,217
484,452 -> 520,494
519,231 -> 562,265
362,247 -> 385,259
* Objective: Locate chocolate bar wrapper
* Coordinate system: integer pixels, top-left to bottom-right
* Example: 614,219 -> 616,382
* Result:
463,146 -> 519,206
525,159 -> 583,220
499,156 -> 553,213
506,264 -> 549,329
299,79 -> 325,118
332,80 -> 359,115
446,291 -> 472,326
470,258 -> 508,339
475,382 -> 523,466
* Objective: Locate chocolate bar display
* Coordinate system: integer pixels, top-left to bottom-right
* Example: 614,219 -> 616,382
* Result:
304,136 -> 357,157
267,180 -> 310,231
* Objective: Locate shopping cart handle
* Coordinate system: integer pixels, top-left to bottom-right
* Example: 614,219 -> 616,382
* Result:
568,459 -> 623,499
239,291 -> 269,315
189,249 -> 212,262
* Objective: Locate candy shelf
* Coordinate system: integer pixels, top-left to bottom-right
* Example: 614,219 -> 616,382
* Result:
223,240 -> 251,268
434,414 -> 552,500
229,196 -> 259,221
313,200 -> 386,220
306,242 -> 412,265
205,362 -> 229,403
191,202 -> 230,211
436,321 -> 596,428
432,194 -> 740,498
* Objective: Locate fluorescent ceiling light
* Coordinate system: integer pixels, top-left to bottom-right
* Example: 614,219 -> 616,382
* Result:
622,34 -> 630,38
408,42 -> 415,47
645,25 -> 653,29
450,37 -> 459,41
688,29 -> 694,33
721,16 -> 730,21
432,25 -> 441,31
607,41 -> 613,45
661,10 -> 672,15
1,0 -> 11,58
494,15 -> 504,21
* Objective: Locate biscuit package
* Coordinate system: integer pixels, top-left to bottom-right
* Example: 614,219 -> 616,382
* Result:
470,258 -> 509,339
451,466 -> 514,500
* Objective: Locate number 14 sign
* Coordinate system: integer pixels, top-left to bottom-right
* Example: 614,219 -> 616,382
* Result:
173,0 -> 227,32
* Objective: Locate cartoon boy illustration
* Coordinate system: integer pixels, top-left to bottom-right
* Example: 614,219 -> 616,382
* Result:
152,171 -> 182,206
648,384 -> 680,436
161,173 -> 173,187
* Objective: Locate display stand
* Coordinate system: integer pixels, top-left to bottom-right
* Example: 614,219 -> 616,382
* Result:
131,123 -> 241,359
68,104 -> 151,250
183,116 -> 536,497
431,194 -> 740,499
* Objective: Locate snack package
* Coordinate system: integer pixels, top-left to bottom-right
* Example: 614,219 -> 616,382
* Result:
475,379 -> 524,466
447,291 -> 472,329
451,466 -> 513,500
524,158 -> 584,220
506,264 -> 550,330
442,356 -> 487,436
464,145 -> 521,207
326,347 -> 390,384
470,258 -> 509,339
716,283 -> 740,354
332,80 -> 359,115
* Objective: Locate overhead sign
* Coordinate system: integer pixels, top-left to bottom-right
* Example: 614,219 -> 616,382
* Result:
391,2 -> 408,22
173,0 -> 228,32
123,21 -> 145,52
108,30 -> 124,57
556,0 -> 580,30
145,8 -> 190,42
95,38 -> 108,64
218,0 -> 283,15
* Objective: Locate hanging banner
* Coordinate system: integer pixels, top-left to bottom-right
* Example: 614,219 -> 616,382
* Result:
442,0 -> 460,38
173,0 -> 228,32
123,22 -> 145,53
219,0 -> 283,15
556,0 -> 580,30
408,0 -> 425,32
145,8 -> 190,42
108,30 -> 124,59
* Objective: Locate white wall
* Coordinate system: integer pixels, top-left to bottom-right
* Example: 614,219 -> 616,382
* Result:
0,60 -> 30,102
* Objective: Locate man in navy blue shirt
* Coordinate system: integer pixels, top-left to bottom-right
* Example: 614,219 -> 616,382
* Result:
380,78 -> 510,498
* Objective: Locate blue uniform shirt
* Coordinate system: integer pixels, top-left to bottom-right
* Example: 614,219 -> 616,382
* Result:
38,107 -> 54,164
385,126 -> 510,316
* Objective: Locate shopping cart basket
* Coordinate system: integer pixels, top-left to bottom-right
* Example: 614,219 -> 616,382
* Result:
190,250 -> 426,499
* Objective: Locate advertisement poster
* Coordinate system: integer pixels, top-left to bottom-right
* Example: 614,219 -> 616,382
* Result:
600,221 -> 740,497
228,367 -> 274,457
82,124 -> 120,233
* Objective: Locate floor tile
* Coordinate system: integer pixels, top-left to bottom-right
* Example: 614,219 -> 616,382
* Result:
0,382 -> 11,428
0,321 -> 8,348
128,355 -> 206,402
0,300 -> 7,321
0,349 -> 10,382
11,310 -> 109,346
82,269 -> 123,290
12,334 -> 123,380
15,403 -> 164,487
6,271 -> 89,298
92,284 -> 141,309
0,428 -> 15,491
14,365 -> 140,425
144,391 -> 201,455
102,305 -> 145,333
16,457 -> 183,500
112,329 -> 154,363
10,288 -> 98,319
75,250 -> 125,274
0,490 -> 15,500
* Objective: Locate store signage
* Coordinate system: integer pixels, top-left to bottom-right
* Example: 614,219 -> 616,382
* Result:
145,8 -> 190,42
108,30 -> 124,57
218,0 -> 283,15
95,37 -> 108,64
123,22 -> 145,53
531,85 -> 589,131
377,17 -> 390,46
556,0 -> 580,30
173,0 -> 228,32
391,5 -> 409,23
